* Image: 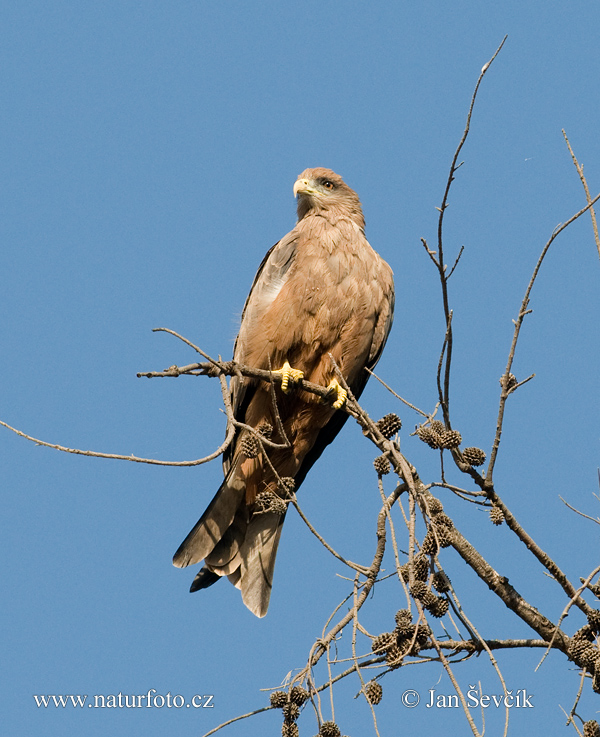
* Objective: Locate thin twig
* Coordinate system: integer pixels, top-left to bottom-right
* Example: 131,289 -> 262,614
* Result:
487,189 -> 600,484
535,565 -> 600,671
563,669 -> 586,730
435,36 -> 507,423
350,575 -> 382,737
446,245 -> 465,279
200,705 -> 273,737
306,485 -> 403,670
152,327 -> 222,366
449,597 -> 510,737
0,417 -> 235,467
481,486 -> 594,619
290,496 -> 370,575
365,368 -> 428,417
3,353 -> 351,468
562,129 -> 600,260
377,477 -> 405,585
427,627 -> 482,737
559,496 -> 600,525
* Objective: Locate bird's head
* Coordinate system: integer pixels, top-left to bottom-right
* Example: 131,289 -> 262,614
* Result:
294,168 -> 365,230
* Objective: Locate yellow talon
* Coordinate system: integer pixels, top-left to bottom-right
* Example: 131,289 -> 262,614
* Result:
325,378 -> 347,410
274,360 -> 304,393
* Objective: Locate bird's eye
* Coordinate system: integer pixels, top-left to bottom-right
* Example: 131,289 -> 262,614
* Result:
322,180 -> 334,190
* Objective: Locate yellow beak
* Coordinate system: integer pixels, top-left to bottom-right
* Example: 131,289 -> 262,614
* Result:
293,178 -> 314,197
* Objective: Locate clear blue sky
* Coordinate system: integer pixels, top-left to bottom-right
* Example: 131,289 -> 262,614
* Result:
2,2 -> 599,735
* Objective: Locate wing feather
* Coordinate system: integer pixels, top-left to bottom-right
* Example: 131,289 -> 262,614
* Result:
223,230 -> 300,475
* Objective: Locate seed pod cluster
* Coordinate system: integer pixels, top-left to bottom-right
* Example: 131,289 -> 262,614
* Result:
416,421 -> 462,450
271,684 -> 310,737
371,610 -> 435,667
400,553 -> 429,583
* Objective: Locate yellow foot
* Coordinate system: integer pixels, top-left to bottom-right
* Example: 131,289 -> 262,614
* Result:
324,378 -> 347,410
274,360 -> 304,393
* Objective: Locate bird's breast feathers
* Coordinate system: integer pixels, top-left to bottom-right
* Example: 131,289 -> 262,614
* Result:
235,213 -> 392,379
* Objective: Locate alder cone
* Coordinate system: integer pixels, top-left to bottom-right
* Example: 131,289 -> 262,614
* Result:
240,433 -> 260,458
430,420 -> 445,433
319,721 -> 341,737
376,413 -> 402,438
490,506 -> 504,525
463,446 -> 486,466
373,455 -> 391,475
421,530 -> 438,555
282,723 -> 299,737
433,570 -> 451,593
395,608 -> 412,627
440,429 -> 462,449
290,686 -> 309,705
257,420 -> 273,438
427,596 -> 450,618
385,644 -> 404,667
426,497 -> 444,514
282,703 -> 300,722
270,691 -> 288,708
413,553 -> 430,580
568,637 -> 595,666
417,426 -> 440,448
587,609 -> 600,634
584,721 -> 600,737
372,632 -> 395,653
365,680 -> 383,705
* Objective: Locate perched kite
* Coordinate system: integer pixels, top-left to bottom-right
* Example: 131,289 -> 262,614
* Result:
173,168 -> 394,617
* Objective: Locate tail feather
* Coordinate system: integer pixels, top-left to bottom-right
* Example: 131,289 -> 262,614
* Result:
239,512 -> 286,618
173,458 -> 288,616
205,508 -> 248,574
173,475 -> 245,568
227,568 -> 242,589
189,567 -> 221,592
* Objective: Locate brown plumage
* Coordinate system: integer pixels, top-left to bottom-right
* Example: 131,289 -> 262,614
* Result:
173,168 -> 394,617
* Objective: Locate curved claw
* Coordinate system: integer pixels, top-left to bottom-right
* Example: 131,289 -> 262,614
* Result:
274,360 -> 304,393
324,378 -> 347,410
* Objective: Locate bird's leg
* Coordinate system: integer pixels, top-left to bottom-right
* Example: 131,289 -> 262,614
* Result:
273,360 -> 304,393
323,378 -> 347,410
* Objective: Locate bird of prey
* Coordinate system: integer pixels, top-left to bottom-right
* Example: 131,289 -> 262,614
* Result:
173,168 -> 394,617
